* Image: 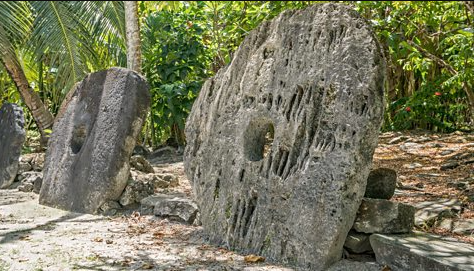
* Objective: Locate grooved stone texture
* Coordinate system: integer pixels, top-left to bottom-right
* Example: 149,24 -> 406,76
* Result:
184,3 -> 385,270
39,67 -> 150,214
0,103 -> 25,188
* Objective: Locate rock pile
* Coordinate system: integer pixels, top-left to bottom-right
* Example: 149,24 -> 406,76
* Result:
344,168 -> 415,255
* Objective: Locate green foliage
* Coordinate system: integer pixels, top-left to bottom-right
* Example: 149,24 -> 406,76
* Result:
142,8 -> 210,146
354,1 -> 473,132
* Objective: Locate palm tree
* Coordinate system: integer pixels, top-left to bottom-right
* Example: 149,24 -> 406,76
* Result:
124,1 -> 141,73
0,2 -> 54,143
0,1 -> 126,143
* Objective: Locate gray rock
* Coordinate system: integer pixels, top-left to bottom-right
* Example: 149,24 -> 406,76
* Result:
99,200 -> 122,216
33,176 -> 42,194
441,150 -> 455,156
0,103 -> 26,188
327,260 -> 382,271
140,193 -> 198,223
370,232 -> 474,271
39,67 -> 150,214
414,199 -> 461,227
344,231 -> 373,254
17,161 -> 33,175
140,192 -> 188,215
18,183 -> 34,192
155,173 -> 179,187
119,178 -> 154,207
353,198 -> 415,234
130,155 -> 154,173
440,162 -> 460,171
154,196 -> 199,224
404,162 -> 423,169
364,168 -> 397,200
183,3 -> 385,270
388,136 -> 408,145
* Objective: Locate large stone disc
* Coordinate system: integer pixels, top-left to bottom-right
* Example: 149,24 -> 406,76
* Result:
184,3 -> 386,270
39,67 -> 150,214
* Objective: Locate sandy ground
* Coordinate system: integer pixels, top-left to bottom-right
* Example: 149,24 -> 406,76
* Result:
0,188 -> 295,271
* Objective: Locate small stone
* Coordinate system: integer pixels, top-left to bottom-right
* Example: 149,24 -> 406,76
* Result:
31,153 -> 45,171
440,150 -> 455,156
130,155 -> 154,173
119,179 -> 154,207
17,162 -> 32,175
99,201 -> 121,216
399,142 -> 422,152
154,197 -> 198,224
388,136 -> 408,145
427,142 -> 445,148
364,168 -> 397,200
33,177 -> 42,194
440,162 -> 459,171
403,163 -> 422,169
353,198 -> 415,234
18,183 -> 34,192
344,231 -> 373,254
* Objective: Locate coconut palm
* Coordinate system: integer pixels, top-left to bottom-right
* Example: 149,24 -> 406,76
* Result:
0,1 -> 127,143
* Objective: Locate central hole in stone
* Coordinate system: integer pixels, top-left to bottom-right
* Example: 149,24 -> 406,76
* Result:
244,119 -> 274,162
71,124 -> 87,154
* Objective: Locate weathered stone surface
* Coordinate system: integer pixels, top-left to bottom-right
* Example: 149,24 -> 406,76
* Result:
327,260 -> 382,271
39,67 -> 150,214
184,3 -> 385,270
344,231 -> 372,254
0,103 -> 26,188
370,233 -> 474,271
353,198 -> 415,234
364,168 -> 397,199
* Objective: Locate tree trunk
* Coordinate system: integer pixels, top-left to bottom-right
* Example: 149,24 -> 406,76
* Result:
1,54 -> 54,144
124,1 -> 141,73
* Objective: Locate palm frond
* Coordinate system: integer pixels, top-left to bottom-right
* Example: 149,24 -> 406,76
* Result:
0,2 -> 32,57
29,1 -> 87,93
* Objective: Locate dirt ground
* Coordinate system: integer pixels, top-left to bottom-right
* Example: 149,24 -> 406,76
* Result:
1,131 -> 473,270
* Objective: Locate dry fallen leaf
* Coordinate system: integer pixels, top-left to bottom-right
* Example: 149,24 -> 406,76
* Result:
141,263 -> 154,269
244,254 -> 265,263
19,235 -> 31,241
382,265 -> 392,271
92,237 -> 103,242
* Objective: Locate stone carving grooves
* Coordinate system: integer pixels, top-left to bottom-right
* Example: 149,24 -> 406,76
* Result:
39,67 -> 150,214
0,103 -> 26,188
184,3 -> 385,270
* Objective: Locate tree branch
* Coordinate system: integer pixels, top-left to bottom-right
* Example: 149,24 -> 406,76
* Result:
406,40 -> 458,76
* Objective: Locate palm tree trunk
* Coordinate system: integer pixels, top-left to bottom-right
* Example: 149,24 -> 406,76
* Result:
124,1 -> 141,73
1,54 -> 54,144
